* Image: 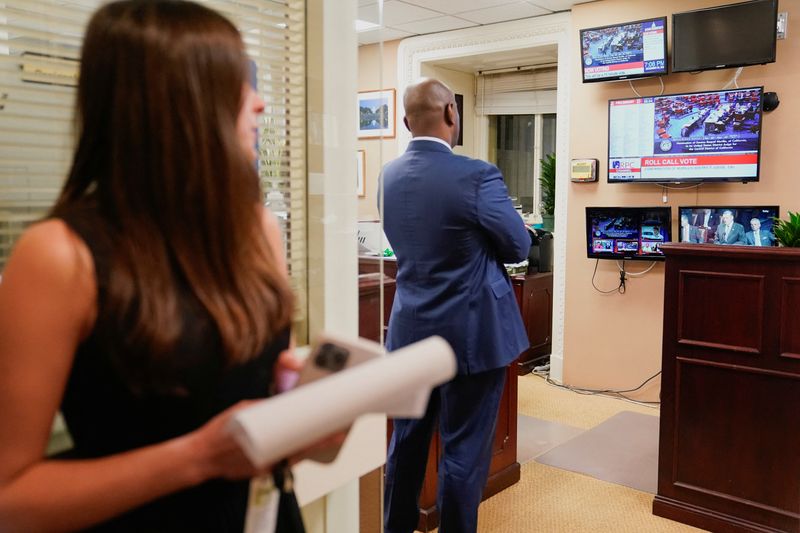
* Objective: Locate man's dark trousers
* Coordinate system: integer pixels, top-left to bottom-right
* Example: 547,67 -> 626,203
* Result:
384,366 -> 507,533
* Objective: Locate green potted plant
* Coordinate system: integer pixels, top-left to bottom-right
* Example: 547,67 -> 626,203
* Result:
539,152 -> 556,232
773,211 -> 800,247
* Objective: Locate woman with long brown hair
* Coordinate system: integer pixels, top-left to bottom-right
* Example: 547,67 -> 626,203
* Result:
0,1 -> 306,530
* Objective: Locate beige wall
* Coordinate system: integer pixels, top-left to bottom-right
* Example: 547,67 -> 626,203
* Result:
564,0 -> 799,401
358,40 -> 400,221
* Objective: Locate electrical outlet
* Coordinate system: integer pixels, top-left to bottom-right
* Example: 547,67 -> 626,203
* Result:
777,12 -> 788,40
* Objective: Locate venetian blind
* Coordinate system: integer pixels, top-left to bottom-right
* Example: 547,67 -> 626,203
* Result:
475,65 -> 557,116
0,0 -> 308,335
477,65 -> 557,94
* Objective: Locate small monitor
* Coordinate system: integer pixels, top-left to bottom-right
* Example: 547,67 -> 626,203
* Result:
586,206 -> 672,261
608,86 -> 764,183
672,0 -> 778,73
580,16 -> 667,83
677,206 -> 779,246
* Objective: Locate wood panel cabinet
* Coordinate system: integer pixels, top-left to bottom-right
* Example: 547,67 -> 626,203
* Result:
358,272 -> 395,343
654,243 -> 800,533
357,272 -> 395,533
359,255 -> 397,279
511,272 -> 553,375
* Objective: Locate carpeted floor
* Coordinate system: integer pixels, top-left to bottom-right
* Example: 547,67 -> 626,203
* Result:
469,375 -> 706,533
476,460 -> 703,533
517,374 -> 659,429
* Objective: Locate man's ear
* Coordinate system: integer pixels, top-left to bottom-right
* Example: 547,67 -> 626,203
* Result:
444,102 -> 455,127
403,116 -> 411,132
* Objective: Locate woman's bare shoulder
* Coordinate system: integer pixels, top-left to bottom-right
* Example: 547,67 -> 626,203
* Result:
12,219 -> 94,280
1,219 -> 97,331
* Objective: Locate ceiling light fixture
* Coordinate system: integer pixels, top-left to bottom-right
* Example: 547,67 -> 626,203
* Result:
355,19 -> 382,32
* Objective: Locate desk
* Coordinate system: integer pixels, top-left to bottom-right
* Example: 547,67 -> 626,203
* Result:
358,254 -> 397,279
357,272 -> 395,533
360,256 -> 553,375
511,272 -> 553,374
358,272 -> 395,343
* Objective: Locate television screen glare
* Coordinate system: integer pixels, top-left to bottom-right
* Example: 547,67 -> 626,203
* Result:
586,207 -> 672,261
608,86 -> 764,183
580,17 -> 667,83
672,0 -> 778,73
678,206 -> 779,246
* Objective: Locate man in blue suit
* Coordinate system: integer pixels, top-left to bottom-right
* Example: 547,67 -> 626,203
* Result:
381,78 -> 530,533
713,210 -> 746,245
745,217 -> 775,246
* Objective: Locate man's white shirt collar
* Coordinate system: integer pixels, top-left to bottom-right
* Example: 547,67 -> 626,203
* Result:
410,136 -> 453,152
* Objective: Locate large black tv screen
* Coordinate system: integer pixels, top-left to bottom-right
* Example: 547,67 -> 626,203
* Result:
673,0 -> 778,73
608,86 -> 764,183
580,17 -> 667,83
586,207 -> 672,261
678,205 -> 779,246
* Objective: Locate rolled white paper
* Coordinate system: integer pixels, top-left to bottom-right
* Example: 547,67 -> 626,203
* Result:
228,336 -> 456,468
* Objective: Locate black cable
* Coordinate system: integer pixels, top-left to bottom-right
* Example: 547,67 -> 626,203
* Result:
532,371 -> 662,405
591,259 -> 625,294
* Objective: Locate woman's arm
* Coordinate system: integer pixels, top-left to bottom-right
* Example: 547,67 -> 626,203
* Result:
0,221 -> 260,532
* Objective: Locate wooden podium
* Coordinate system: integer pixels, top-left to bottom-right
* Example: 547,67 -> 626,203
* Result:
654,243 -> 800,533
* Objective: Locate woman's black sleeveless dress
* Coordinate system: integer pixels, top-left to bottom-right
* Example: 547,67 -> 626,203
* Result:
57,203 -> 296,532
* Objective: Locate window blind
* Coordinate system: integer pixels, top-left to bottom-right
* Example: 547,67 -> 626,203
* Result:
477,65 -> 557,94
0,0 -> 308,336
475,65 -> 557,116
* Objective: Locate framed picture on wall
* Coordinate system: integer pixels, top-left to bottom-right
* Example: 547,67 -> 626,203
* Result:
358,89 -> 396,139
357,150 -> 366,197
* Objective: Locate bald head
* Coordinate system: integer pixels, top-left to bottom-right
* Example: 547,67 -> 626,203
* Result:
403,78 -> 460,146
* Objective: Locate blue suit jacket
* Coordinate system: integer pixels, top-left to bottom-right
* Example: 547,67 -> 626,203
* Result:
380,139 -> 530,374
714,222 -> 746,245
745,229 -> 775,246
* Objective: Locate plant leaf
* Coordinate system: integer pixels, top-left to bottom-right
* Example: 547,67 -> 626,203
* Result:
773,211 -> 800,247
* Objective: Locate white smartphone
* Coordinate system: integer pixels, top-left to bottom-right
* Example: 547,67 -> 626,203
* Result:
296,332 -> 384,386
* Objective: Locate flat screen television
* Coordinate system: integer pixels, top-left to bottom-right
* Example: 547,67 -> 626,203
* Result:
608,86 -> 764,183
677,205 -> 779,246
580,17 -> 667,83
672,0 -> 778,73
586,206 -> 672,261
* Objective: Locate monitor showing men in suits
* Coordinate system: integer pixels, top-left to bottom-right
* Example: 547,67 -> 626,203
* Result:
678,206 -> 779,246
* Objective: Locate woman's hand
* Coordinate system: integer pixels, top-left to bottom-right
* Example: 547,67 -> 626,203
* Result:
186,401 -> 268,482
274,335 -> 304,393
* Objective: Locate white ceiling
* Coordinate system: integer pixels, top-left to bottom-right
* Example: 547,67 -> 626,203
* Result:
358,0 -> 595,45
428,43 -> 558,73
